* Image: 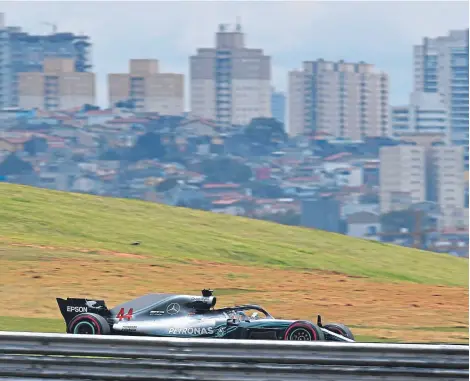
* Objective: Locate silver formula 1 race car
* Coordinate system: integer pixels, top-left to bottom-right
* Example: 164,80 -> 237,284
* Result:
57,289 -> 355,342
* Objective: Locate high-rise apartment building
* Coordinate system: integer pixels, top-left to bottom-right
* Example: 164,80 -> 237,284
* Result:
287,69 -> 306,136
379,145 -> 426,214
271,88 -> 286,125
288,60 -> 389,139
18,58 -> 95,110
0,13 -> 91,109
108,59 -> 184,115
428,145 -> 466,229
391,92 -> 450,141
413,29 -> 469,163
190,22 -> 271,128
380,142 -> 466,229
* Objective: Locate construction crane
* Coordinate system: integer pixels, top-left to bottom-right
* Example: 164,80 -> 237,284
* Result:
42,22 -> 57,34
372,209 -> 437,249
368,207 -> 468,255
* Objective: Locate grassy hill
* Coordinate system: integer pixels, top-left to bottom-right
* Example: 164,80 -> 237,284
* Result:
0,183 -> 468,343
0,183 -> 467,286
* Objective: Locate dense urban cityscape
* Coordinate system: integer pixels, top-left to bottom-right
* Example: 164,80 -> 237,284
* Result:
0,12 -> 468,257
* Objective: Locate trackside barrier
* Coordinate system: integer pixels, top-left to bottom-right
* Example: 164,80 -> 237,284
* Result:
0,331 -> 468,380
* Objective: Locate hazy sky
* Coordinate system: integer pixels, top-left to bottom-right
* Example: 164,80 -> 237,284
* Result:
2,0 -> 469,109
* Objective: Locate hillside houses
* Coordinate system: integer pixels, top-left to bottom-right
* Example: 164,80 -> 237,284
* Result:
0,105 -> 467,257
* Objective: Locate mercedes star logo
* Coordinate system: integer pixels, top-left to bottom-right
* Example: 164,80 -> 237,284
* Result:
166,303 -> 180,315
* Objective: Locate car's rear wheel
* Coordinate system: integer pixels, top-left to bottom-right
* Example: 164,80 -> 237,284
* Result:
67,313 -> 111,335
284,321 -> 325,341
323,323 -> 355,340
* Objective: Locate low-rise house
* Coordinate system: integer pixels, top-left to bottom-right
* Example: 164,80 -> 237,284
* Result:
177,119 -> 218,138
0,137 -> 29,152
71,175 -> 104,194
106,117 -> 149,131
83,109 -> 116,126
342,202 -> 380,219
334,166 -> 363,188
184,171 -> 206,185
202,183 -> 241,194
210,198 -> 247,216
36,160 -> 80,191
37,171 -> 72,191
346,211 -> 381,240
5,172 -> 39,186
170,184 -> 206,207
253,198 -> 299,215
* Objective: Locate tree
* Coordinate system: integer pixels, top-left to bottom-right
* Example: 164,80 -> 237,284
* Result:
0,154 -> 34,176
200,157 -> 252,183
177,197 -> 211,211
259,210 -> 301,226
114,99 -> 136,110
249,181 -> 284,198
359,192 -> 379,204
82,104 -> 100,112
379,208 -> 436,243
24,137 -> 48,156
244,117 -> 287,147
380,210 -> 415,235
71,153 -> 86,162
127,132 -> 166,161
99,149 -> 122,161
156,178 -> 179,192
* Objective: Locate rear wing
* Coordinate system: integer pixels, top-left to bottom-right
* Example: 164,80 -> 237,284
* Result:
56,297 -> 110,324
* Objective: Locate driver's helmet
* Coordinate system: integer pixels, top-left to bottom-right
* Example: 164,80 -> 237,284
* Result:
236,311 -> 248,320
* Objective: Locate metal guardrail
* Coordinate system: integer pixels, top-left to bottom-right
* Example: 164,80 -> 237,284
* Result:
0,331 -> 468,380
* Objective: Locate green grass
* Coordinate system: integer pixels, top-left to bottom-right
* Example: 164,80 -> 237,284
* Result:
0,316 -> 65,333
0,183 -> 468,286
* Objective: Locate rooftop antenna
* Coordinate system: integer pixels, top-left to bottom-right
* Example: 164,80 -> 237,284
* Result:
235,16 -> 242,32
42,22 -> 57,34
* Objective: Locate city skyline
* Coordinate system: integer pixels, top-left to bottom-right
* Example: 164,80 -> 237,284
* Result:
1,0 -> 469,109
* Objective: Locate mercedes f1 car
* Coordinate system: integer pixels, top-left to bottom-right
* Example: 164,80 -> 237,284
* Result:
56,289 -> 355,342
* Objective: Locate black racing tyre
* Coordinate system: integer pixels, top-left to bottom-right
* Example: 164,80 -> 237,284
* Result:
283,321 -> 325,341
67,313 -> 111,335
323,323 -> 355,340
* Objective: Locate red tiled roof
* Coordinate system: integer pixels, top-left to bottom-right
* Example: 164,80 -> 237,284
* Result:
185,171 -> 204,178
324,152 -> 352,162
285,176 -> 320,182
108,118 -> 148,124
51,115 -> 73,121
255,198 -> 277,205
212,198 -> 242,206
440,228 -> 469,235
0,137 -> 29,144
48,141 -> 66,148
202,183 -> 240,189
180,118 -> 217,128
99,174 -> 116,181
42,136 -> 66,143
87,110 -> 114,116
203,191 -> 244,199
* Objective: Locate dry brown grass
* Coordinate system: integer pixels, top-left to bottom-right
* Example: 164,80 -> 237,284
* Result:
2,246 -> 468,343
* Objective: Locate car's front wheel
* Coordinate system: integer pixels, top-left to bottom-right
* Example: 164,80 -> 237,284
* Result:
323,323 -> 355,340
284,321 -> 325,341
67,313 -> 111,335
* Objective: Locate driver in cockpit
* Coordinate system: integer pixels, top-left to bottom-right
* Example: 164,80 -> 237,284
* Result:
236,311 -> 260,321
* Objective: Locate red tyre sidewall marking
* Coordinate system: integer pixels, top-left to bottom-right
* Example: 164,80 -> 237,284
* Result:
284,322 -> 317,341
328,326 -> 346,336
69,315 -> 102,335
